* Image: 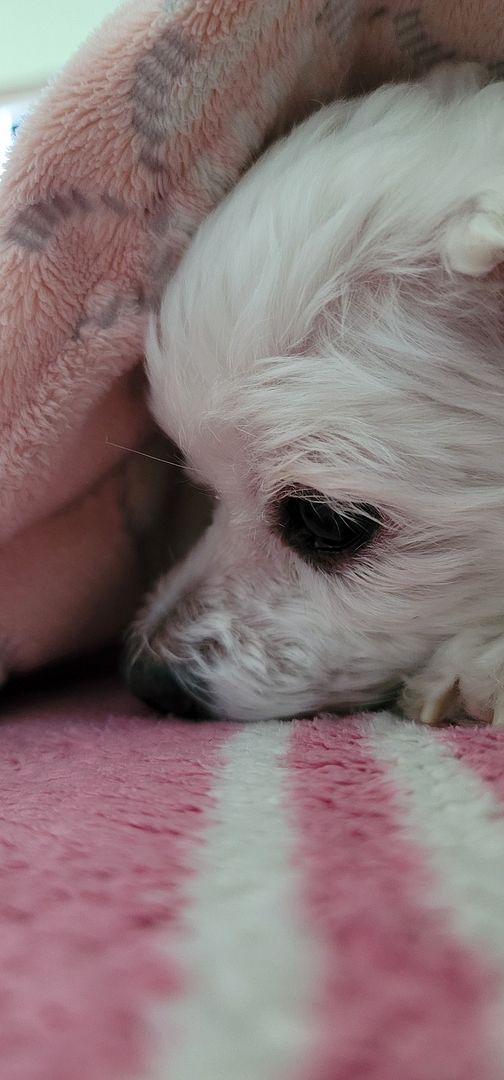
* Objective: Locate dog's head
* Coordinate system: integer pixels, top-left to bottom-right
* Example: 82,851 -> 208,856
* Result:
128,66 -> 504,720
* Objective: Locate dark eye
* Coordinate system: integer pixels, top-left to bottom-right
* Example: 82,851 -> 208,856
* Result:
277,492 -> 381,565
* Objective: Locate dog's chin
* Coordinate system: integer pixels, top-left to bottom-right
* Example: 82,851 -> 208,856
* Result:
321,687 -> 401,719
213,697 -> 402,724
124,610 -> 402,720
201,687 -> 401,723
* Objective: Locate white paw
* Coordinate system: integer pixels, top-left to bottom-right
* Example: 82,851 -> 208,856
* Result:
400,627 -> 504,727
443,191 -> 504,276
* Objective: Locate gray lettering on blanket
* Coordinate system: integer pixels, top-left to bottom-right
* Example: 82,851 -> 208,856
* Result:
72,287 -> 145,341
143,201 -> 200,309
393,9 -> 455,67
150,246 -> 183,301
316,0 -> 359,46
6,190 -> 90,251
132,26 -> 197,171
6,191 -> 128,252
100,194 -> 129,217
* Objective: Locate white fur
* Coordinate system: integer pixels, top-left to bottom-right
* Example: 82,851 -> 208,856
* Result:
136,64 -> 504,722
369,711 -> 504,1057
154,724 -> 319,1079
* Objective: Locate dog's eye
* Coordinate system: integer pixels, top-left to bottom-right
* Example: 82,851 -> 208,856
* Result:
277,493 -> 380,565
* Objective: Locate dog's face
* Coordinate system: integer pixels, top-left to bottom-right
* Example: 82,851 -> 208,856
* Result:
128,67 -> 504,720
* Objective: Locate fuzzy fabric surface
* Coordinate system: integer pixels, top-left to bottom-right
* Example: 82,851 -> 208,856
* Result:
3,7 -> 504,1072
1,676 -> 504,1080
3,0 -> 504,678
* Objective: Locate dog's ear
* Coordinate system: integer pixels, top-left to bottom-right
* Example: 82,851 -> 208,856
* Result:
442,194 -> 504,276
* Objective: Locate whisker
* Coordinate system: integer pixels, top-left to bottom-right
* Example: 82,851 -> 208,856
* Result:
105,437 -> 185,469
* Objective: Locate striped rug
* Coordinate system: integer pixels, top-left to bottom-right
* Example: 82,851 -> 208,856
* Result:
1,678 -> 504,1080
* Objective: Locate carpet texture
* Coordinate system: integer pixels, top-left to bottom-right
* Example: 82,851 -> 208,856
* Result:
2,678 -> 504,1080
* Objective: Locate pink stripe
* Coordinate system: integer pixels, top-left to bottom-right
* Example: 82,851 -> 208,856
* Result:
0,679 -> 234,1080
286,716 -> 500,1080
438,725 -> 504,803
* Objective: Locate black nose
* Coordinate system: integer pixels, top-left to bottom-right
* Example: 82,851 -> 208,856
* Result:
125,649 -> 211,719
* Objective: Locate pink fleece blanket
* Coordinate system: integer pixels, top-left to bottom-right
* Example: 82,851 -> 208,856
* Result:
2,677 -> 504,1080
2,0 -> 504,681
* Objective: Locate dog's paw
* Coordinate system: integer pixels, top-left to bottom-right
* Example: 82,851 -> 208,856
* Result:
442,190 -> 504,276
400,627 -> 504,727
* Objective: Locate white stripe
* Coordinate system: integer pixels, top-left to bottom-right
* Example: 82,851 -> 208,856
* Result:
368,714 -> 504,962
148,723 -> 319,1080
368,713 -> 504,1057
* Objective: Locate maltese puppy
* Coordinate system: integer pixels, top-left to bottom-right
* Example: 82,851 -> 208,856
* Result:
127,63 -> 504,725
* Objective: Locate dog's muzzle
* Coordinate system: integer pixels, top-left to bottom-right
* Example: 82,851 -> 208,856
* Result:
125,647 -> 212,719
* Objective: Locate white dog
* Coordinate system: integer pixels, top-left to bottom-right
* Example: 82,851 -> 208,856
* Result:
127,64 -> 504,726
